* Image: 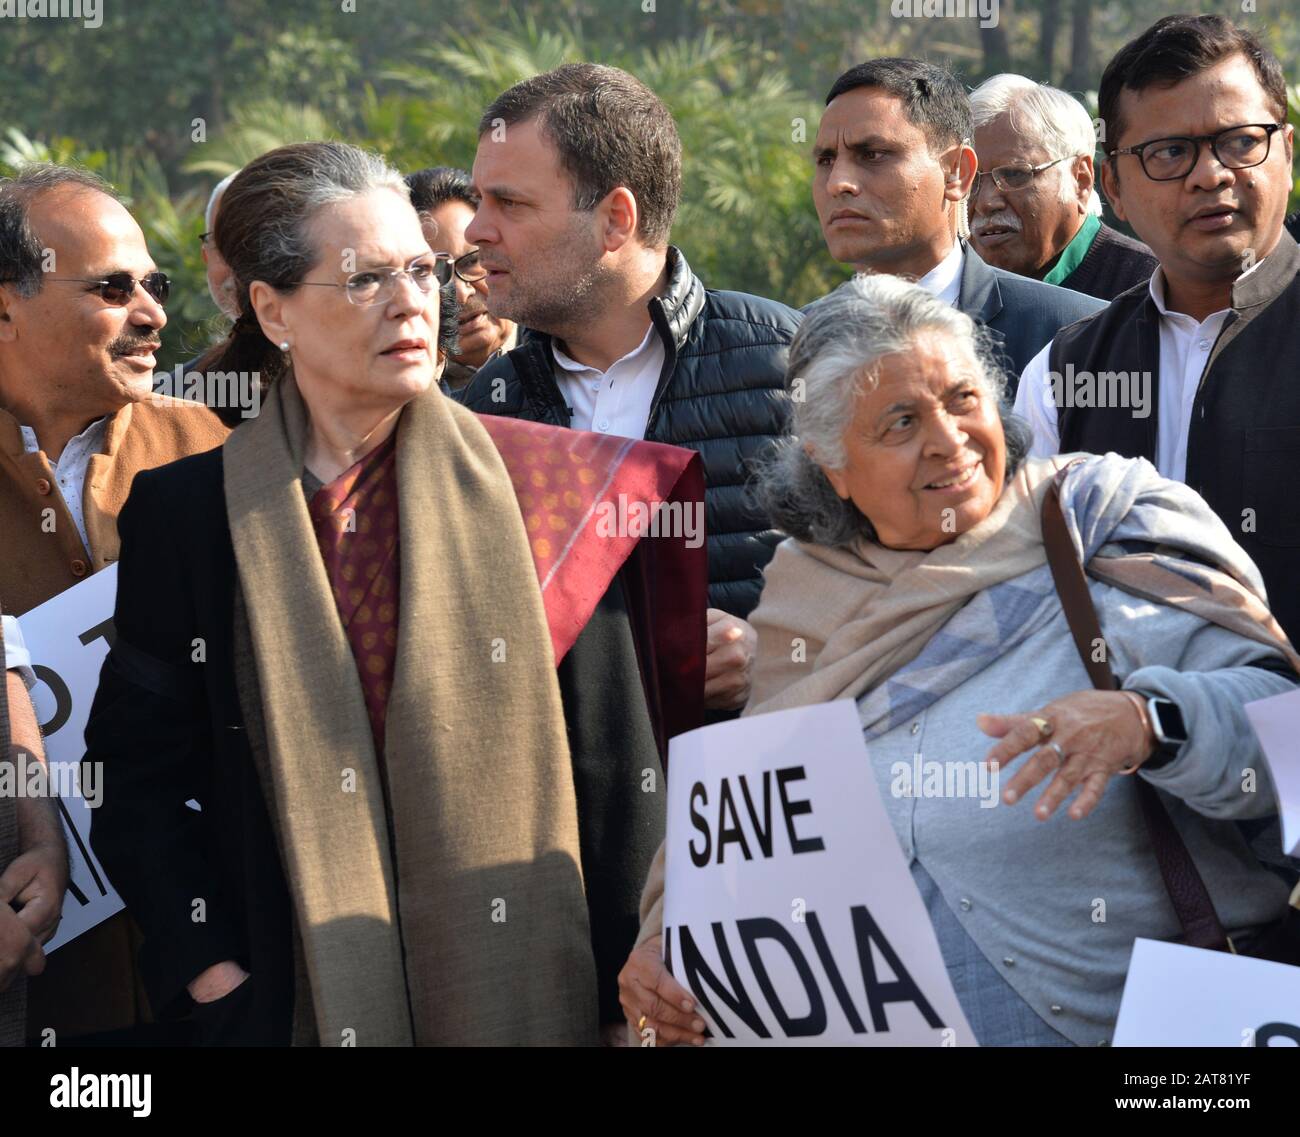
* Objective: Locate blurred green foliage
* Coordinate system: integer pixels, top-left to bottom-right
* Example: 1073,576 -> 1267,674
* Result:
2,1 -> 1298,369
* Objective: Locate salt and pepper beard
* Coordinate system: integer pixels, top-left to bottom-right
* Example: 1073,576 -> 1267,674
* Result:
487,214 -> 620,346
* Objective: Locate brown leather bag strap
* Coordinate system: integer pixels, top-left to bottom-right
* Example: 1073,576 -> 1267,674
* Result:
1041,481 -> 1119,692
1041,480 -> 1232,953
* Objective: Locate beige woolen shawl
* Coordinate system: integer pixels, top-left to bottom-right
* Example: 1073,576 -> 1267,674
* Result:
223,373 -> 597,1046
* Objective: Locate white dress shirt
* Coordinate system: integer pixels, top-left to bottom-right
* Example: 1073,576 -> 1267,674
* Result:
915,241 -> 965,308
20,416 -> 108,553
3,614 -> 35,689
1013,264 -> 1256,482
552,322 -> 666,439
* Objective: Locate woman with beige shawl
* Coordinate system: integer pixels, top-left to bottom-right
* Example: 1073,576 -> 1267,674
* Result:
620,275 -> 1299,1047
84,143 -> 706,1047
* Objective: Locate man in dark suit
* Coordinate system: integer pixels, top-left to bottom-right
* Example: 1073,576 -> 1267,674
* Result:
811,58 -> 1103,393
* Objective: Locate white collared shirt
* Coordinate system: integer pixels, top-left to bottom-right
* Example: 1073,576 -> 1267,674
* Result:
552,322 -> 666,439
20,416 -> 108,553
915,242 -> 965,308
1013,263 -> 1257,482
2,614 -> 35,689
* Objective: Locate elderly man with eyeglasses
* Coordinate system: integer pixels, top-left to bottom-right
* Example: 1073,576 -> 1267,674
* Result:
199,172 -> 240,322
0,163 -> 228,1044
405,167 -> 517,393
1016,14 -> 1300,647
970,74 -> 1157,300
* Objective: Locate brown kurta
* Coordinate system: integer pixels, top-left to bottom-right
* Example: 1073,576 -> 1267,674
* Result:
0,395 -> 229,1040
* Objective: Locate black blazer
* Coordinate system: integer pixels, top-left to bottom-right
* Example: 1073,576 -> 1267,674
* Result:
83,445 -> 668,1043
958,244 -> 1106,393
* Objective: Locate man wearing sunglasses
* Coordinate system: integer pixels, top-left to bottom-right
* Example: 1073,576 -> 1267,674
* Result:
1015,14 -> 1300,646
0,163 -> 229,1044
405,167 -> 517,393
969,74 -> 1157,301
812,58 -> 1103,390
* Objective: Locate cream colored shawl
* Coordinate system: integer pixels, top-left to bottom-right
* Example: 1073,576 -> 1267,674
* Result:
745,455 -> 1076,713
224,373 -> 597,1046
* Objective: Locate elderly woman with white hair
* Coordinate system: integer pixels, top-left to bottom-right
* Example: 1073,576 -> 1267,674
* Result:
968,73 -> 1157,299
619,274 -> 1299,1047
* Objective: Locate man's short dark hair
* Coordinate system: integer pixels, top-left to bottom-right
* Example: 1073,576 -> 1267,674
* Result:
1099,15 -> 1286,156
825,59 -> 972,151
0,163 -> 118,297
478,62 -> 682,247
405,166 -> 479,216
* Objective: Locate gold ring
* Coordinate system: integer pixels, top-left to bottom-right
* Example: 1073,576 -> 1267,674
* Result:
1030,716 -> 1053,740
637,1014 -> 647,1031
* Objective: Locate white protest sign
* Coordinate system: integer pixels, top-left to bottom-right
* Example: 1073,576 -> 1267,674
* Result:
16,566 -> 124,952
1113,937 -> 1300,1047
662,700 -> 975,1046
1244,688 -> 1300,857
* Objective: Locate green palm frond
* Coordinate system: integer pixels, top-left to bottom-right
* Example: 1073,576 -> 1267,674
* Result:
0,128 -> 100,173
183,102 -> 338,177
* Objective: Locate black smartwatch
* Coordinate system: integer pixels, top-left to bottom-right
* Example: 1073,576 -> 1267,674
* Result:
1142,696 -> 1187,769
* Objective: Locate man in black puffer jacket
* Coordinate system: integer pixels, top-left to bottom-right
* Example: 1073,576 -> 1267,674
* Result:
456,63 -> 800,713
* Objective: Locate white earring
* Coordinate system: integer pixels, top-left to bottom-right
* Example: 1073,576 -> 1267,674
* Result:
279,341 -> 290,352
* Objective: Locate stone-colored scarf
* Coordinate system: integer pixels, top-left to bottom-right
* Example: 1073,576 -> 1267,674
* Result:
746,453 -> 1298,715
223,373 -> 597,1046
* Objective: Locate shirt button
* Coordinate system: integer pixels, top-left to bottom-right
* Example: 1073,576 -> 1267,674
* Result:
1050,1005 -> 1063,1015
35,478 -> 51,495
590,383 -> 600,393
910,722 -> 920,735
1002,956 -> 1015,967
70,559 -> 87,577
597,419 -> 610,432
1197,339 -> 1210,351
959,898 -> 972,911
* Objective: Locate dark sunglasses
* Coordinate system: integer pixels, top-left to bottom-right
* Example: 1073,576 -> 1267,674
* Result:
48,271 -> 171,306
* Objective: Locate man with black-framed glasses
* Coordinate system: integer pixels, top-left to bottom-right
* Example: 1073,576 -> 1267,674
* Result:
969,74 -> 1157,300
1015,14 -> 1300,644
405,167 -> 517,393
0,162 -> 228,1045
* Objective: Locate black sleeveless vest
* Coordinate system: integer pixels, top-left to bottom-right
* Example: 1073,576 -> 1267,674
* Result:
1052,233 -> 1300,645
